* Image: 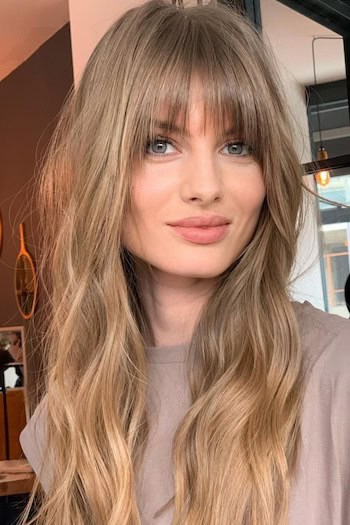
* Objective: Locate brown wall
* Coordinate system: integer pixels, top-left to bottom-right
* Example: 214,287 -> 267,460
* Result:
0,23 -> 73,413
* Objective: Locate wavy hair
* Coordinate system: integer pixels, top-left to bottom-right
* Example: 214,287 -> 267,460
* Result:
20,1 -> 308,523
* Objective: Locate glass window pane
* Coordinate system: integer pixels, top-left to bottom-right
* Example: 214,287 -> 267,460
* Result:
321,220 -> 350,317
317,172 -> 350,210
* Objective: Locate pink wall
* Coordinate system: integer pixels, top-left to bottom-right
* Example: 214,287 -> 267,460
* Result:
68,0 -> 144,84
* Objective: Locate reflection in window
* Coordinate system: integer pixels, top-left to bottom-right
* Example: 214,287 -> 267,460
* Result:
316,171 -> 350,318
318,173 -> 350,210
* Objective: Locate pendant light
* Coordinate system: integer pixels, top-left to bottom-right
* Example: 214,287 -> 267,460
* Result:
312,37 -> 331,187
316,147 -> 331,186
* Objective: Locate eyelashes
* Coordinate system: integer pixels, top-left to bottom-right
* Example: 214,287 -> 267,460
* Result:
145,136 -> 176,155
144,135 -> 252,157
223,142 -> 251,156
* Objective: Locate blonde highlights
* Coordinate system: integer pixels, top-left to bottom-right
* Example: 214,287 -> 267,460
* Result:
20,1 -> 307,524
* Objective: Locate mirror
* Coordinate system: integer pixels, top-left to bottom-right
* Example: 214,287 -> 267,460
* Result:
14,223 -> 38,320
0,327 -> 25,389
0,326 -> 28,459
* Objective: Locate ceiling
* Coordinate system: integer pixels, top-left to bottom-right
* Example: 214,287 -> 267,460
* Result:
0,0 -> 346,85
260,0 -> 346,86
0,0 -> 69,81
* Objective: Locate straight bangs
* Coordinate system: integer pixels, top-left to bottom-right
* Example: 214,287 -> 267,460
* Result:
124,3 -> 276,175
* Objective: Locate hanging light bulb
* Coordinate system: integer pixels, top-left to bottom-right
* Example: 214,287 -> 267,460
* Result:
315,147 -> 331,186
311,38 -> 331,188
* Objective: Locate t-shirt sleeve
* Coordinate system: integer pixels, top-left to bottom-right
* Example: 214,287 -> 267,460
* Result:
19,393 -> 50,492
329,324 -> 350,523
289,305 -> 350,524
307,317 -> 350,524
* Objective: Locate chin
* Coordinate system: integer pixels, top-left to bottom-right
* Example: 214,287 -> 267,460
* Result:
163,265 -> 230,280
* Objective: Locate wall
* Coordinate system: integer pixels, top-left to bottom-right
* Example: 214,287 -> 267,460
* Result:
68,0 -> 144,84
260,0 -> 327,310
0,23 -> 73,411
278,66 -> 325,310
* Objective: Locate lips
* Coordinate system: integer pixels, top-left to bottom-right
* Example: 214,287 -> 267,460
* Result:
169,223 -> 230,244
168,215 -> 230,227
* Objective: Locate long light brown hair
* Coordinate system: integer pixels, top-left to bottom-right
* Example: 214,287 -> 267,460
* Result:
20,1 -> 308,523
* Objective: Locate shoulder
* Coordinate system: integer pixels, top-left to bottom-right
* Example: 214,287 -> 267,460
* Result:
292,301 -> 350,459
292,300 -> 350,379
290,302 -> 350,520
20,393 -> 48,440
20,393 -> 48,452
19,393 -> 48,487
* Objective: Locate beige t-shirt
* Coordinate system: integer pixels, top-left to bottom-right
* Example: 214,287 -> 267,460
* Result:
19,301 -> 350,524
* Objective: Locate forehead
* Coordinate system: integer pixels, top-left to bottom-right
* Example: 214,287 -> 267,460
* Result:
151,77 -> 235,138
131,70 -> 266,168
153,113 -> 234,139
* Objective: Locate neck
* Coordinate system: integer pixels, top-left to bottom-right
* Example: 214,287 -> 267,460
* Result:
134,261 -> 217,347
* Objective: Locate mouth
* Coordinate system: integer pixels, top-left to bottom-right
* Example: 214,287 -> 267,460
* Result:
168,224 -> 230,245
167,215 -> 231,228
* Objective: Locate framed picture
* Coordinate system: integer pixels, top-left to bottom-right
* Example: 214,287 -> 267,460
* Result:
0,325 -> 29,422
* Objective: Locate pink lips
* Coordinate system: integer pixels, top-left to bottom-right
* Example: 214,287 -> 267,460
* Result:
169,224 -> 230,244
168,215 -> 230,227
167,214 -> 231,244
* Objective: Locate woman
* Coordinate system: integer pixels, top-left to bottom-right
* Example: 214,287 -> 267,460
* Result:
19,1 -> 350,524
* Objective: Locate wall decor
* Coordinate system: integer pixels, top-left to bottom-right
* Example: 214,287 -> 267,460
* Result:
14,223 -> 38,320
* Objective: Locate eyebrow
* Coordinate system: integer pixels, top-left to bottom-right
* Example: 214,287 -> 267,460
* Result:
153,120 -> 238,138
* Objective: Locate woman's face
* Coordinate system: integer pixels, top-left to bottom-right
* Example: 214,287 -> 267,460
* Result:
122,80 -> 266,281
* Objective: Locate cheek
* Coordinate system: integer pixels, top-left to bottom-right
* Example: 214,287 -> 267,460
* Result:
130,172 -> 169,216
122,177 -> 164,246
245,185 -> 266,215
233,169 -> 266,218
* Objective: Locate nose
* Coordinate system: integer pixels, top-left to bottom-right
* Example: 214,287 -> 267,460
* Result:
180,151 -> 224,204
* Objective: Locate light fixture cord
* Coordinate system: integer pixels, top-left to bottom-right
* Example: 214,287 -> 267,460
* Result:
312,37 -> 323,150
311,36 -> 343,154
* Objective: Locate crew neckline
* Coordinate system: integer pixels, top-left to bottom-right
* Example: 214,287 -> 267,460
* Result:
146,341 -> 190,364
145,301 -> 313,364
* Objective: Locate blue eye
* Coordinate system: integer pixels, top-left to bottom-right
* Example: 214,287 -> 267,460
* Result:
144,136 -> 251,157
223,142 -> 250,156
145,137 -> 176,155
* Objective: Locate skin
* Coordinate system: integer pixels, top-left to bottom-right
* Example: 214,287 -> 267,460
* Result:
122,78 -> 266,347
7,333 -> 23,362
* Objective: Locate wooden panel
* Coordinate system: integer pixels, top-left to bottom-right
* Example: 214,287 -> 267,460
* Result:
0,459 -> 35,496
0,387 -> 27,460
